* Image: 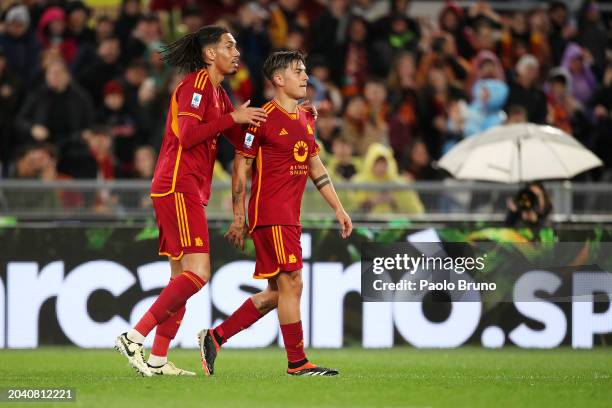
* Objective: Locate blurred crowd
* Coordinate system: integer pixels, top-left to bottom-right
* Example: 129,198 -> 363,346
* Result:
0,0 -> 611,214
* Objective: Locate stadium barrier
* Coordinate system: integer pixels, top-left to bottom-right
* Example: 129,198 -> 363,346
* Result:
1,179 -> 612,223
0,225 -> 610,349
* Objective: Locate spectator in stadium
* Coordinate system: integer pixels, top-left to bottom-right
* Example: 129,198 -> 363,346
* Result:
314,107 -> 340,155
133,144 -> 155,180
527,8 -> 553,73
576,0 -> 607,76
0,5 -> 40,81
505,54 -> 547,124
463,52 -> 508,137
352,143 -> 424,214
84,124 -> 117,181
0,45 -> 23,174
339,94 -> 384,156
591,62 -> 612,179
438,0 -> 475,60
268,0 -> 310,50
468,0 -> 502,28
118,58 -> 148,116
11,143 -> 58,181
335,16 -> 376,97
16,58 -> 94,149
308,55 -> 343,113
95,15 -> 116,43
372,0 -> 420,71
146,42 -> 172,90
37,6 -> 78,64
402,138 -> 444,181
500,10 -> 550,73
548,1 -> 574,66
235,2 -> 271,106
65,1 -> 97,74
132,144 -> 156,208
546,68 -> 590,145
311,0 -> 350,67
83,125 -> 119,213
6,143 -> 60,209
470,10 -> 501,53
363,78 -> 389,141
387,51 -> 419,164
97,80 -> 142,177
122,13 -> 163,65
114,0 -> 143,45
66,1 -> 95,47
76,36 -> 123,105
416,33 -> 469,89
561,43 -> 597,108
417,64 -> 467,159
327,135 -> 360,182
181,6 -> 204,34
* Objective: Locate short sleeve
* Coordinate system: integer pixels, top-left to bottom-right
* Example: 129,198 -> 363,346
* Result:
235,124 -> 264,158
310,141 -> 320,157
307,118 -> 319,157
176,71 -> 209,121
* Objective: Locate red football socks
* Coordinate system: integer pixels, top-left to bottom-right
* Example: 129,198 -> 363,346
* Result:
151,276 -> 188,357
214,298 -> 263,345
134,271 -> 205,338
280,321 -> 307,364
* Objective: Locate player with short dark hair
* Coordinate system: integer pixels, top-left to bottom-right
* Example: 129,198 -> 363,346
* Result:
114,25 -> 269,377
197,50 -> 353,377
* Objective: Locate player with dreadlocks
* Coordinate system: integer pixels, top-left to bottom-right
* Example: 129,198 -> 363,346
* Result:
114,25 -> 268,377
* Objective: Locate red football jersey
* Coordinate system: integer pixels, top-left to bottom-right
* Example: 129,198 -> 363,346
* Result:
235,100 -> 320,229
151,69 -> 236,204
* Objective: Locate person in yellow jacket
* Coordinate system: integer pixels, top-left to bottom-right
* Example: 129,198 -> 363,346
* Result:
351,143 -> 424,215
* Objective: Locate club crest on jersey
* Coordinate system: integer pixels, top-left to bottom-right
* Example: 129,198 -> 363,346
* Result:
293,140 -> 308,162
244,132 -> 255,148
191,92 -> 202,108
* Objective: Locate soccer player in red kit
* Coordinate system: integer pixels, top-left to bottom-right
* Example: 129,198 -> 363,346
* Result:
114,25 -> 268,377
197,51 -> 353,376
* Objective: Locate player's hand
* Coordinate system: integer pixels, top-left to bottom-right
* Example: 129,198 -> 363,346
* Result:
231,100 -> 268,127
335,208 -> 352,239
300,100 -> 318,120
224,218 -> 247,250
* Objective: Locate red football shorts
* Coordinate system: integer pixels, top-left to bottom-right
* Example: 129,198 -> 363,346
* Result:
250,225 -> 303,279
152,192 -> 209,259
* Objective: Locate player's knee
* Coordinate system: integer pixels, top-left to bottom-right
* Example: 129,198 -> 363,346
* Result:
287,273 -> 303,297
180,254 -> 211,283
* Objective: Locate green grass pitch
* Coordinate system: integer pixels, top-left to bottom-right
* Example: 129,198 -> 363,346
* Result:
0,347 -> 610,407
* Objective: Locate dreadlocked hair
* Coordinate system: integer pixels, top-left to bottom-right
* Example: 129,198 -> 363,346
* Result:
161,25 -> 229,73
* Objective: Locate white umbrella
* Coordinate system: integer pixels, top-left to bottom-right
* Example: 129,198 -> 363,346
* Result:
437,123 -> 603,183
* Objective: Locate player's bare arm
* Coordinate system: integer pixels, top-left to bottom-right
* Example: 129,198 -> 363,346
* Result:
308,155 -> 353,238
224,153 -> 252,250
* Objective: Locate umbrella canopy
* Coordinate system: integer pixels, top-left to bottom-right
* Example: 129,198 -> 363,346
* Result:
437,124 -> 603,183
